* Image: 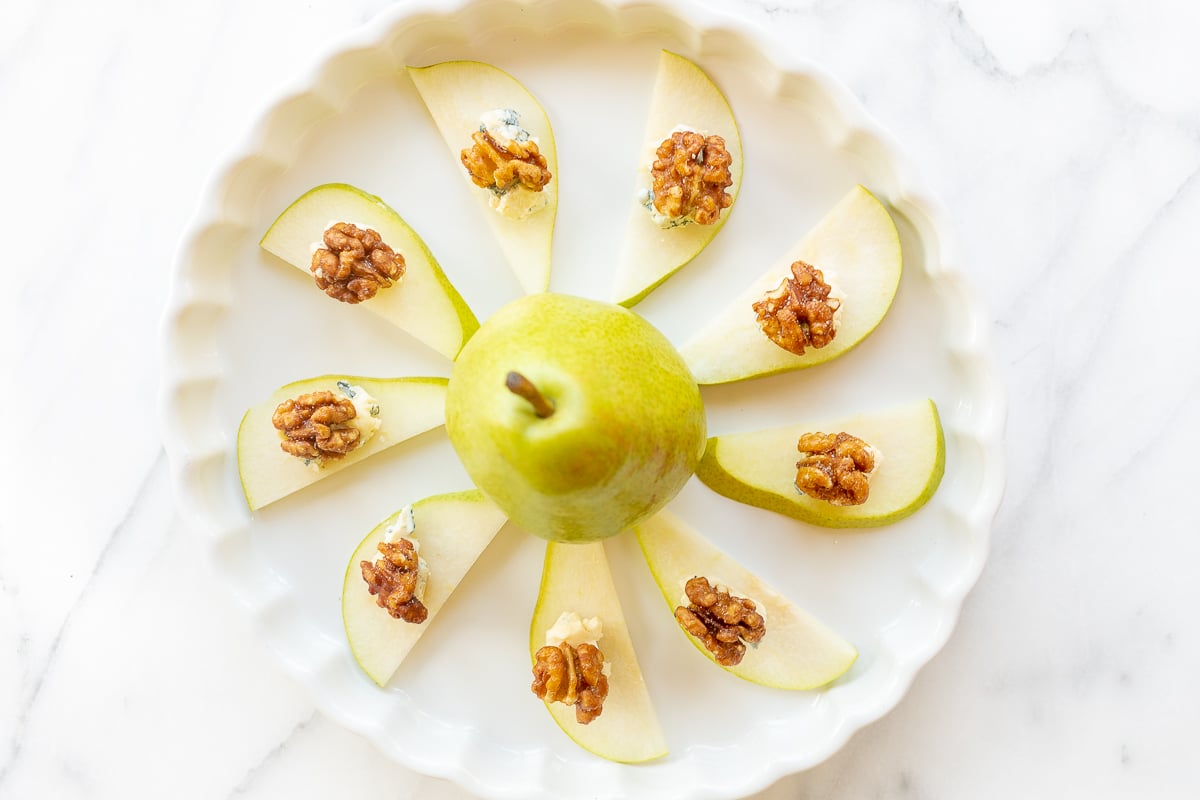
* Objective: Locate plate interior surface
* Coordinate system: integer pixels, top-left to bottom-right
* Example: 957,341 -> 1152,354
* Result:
164,1 -> 1002,797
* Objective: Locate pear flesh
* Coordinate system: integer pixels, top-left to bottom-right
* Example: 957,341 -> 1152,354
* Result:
614,50 -> 743,307
445,293 -> 706,543
697,398 -> 945,528
237,376 -> 448,510
636,511 -> 857,689
680,185 -> 902,384
530,541 -> 667,762
259,183 -> 479,360
409,61 -> 558,295
342,490 -> 508,686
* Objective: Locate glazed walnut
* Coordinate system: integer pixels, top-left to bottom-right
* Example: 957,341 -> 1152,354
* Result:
462,130 -> 552,194
752,260 -> 840,356
531,642 -> 609,724
272,391 -> 363,461
795,431 -> 877,506
649,130 -> 733,225
674,577 -> 765,667
360,539 -> 428,624
310,222 -> 405,304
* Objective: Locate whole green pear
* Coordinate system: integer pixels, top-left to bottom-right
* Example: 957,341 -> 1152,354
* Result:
445,293 -> 705,543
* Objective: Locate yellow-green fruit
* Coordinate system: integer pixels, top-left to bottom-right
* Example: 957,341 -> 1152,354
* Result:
260,183 -> 479,360
342,491 -> 508,686
445,293 -> 705,543
696,398 -> 945,528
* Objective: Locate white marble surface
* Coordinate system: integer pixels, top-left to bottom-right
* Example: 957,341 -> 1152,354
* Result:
3,0 -> 1198,797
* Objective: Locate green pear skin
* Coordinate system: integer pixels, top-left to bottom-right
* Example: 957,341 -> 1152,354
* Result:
445,293 -> 705,543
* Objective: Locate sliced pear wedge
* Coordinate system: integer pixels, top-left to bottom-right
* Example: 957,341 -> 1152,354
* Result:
530,542 -> 667,763
260,183 -> 479,360
343,490 -> 508,686
237,375 -> 448,511
696,398 -> 945,528
408,61 -> 557,294
635,511 -> 856,689
614,50 -> 743,307
680,185 -> 901,384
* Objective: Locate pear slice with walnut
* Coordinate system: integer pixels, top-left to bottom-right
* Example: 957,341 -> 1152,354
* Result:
530,541 -> 667,763
696,399 -> 945,528
635,511 -> 856,689
408,61 -> 558,294
614,50 -> 743,307
342,490 -> 507,686
260,183 -> 479,360
237,375 -> 448,511
680,185 -> 901,384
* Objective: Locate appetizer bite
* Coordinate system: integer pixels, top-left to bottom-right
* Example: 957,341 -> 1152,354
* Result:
614,51 -> 743,307
409,61 -> 559,294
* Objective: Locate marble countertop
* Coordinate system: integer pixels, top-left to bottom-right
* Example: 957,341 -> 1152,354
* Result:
3,0 -> 1197,797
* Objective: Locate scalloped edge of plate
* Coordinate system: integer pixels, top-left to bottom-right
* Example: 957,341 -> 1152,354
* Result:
160,0 -> 1006,797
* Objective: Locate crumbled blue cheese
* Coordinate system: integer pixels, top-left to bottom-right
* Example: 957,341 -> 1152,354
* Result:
336,381 -> 382,445
489,185 -> 548,220
638,188 -> 693,229
479,108 -> 533,147
382,504 -> 429,603
544,611 -> 603,648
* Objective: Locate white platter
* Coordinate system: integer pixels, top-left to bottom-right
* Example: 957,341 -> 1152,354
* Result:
161,0 -> 1005,797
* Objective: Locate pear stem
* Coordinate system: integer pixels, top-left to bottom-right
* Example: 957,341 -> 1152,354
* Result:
505,371 -> 555,418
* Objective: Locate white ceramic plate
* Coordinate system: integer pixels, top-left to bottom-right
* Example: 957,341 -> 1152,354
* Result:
161,1 -> 1005,797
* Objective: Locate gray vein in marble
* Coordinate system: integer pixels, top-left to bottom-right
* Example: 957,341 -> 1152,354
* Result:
936,0 -> 1091,83
227,712 -> 318,797
0,452 -> 165,790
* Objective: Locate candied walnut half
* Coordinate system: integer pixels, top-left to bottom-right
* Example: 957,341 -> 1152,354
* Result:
310,222 -> 405,304
674,577 -> 765,667
462,130 -> 552,194
650,130 -> 733,225
795,431 -> 877,506
531,642 -> 609,724
272,391 -> 363,462
360,539 -> 428,624
752,260 -> 841,356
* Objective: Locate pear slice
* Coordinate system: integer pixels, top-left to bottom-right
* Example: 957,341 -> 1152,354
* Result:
408,61 -> 557,295
696,398 -> 945,528
635,511 -> 857,689
343,490 -> 508,686
237,375 -> 448,511
260,183 -> 479,360
680,185 -> 901,384
613,50 -> 743,307
529,541 -> 667,763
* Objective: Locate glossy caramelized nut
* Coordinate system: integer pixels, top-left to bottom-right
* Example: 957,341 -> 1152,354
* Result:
795,431 -> 877,506
752,260 -> 840,356
311,222 -> 405,303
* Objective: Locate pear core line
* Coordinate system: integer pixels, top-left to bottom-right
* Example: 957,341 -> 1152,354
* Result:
505,371 -> 556,418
